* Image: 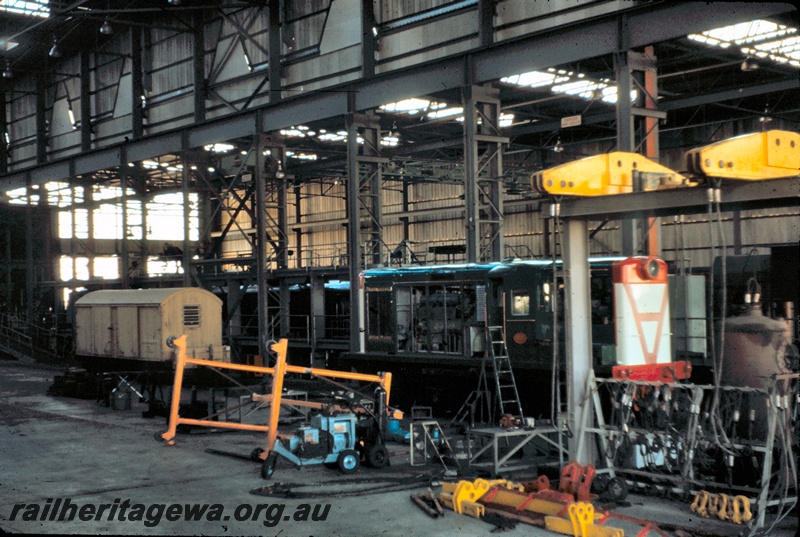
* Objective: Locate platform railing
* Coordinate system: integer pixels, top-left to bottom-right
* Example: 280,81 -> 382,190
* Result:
0,313 -> 73,362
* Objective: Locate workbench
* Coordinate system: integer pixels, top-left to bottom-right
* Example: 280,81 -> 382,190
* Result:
467,425 -> 567,476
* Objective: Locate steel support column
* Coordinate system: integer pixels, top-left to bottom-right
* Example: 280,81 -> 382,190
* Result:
616,46 -> 666,256
227,275 -> 242,338
614,48 -> 636,256
139,169 -> 147,280
85,180 -> 94,280
310,272 -> 325,359
479,0 -> 494,47
194,12 -> 206,123
0,89 -> 8,174
131,27 -> 144,140
182,158 -> 192,286
347,115 -> 361,351
80,49 -> 91,152
462,84 -> 507,262
36,72 -> 47,164
562,218 -> 592,464
25,184 -> 34,319
119,149 -> 129,288
254,136 -> 291,351
266,146 -> 289,270
266,141 -> 291,338
4,222 -> 10,306
346,110 -> 385,350
254,134 -> 269,359
268,0 -> 282,101
362,0 -> 376,77
642,46 -> 661,256
293,184 -> 302,267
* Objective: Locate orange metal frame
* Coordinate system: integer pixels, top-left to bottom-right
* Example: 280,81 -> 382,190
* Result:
161,336 -> 393,460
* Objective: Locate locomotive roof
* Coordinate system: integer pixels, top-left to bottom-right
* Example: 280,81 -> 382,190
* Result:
364,257 -> 627,277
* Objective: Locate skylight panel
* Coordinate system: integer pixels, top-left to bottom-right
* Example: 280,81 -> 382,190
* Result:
280,125 -> 313,138
1,0 -> 49,17
427,106 -> 463,120
379,98 -> 432,114
499,113 -> 514,128
502,68 -> 627,104
317,130 -> 348,142
688,19 -> 799,68
204,143 -> 235,153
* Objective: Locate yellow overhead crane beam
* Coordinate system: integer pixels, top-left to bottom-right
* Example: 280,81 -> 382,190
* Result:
530,151 -> 690,196
686,130 -> 800,180
530,130 -> 799,197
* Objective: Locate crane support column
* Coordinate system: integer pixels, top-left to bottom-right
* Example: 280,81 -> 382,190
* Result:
562,218 -> 593,464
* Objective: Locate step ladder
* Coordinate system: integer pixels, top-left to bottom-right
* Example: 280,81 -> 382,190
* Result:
451,388 -> 485,426
410,420 -> 460,471
487,326 -> 524,422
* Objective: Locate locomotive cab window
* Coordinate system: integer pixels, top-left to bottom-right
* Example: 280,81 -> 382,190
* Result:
541,282 -> 552,312
183,305 -> 200,326
510,290 -> 530,316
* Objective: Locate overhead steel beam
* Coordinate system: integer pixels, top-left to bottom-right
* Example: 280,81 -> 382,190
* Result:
1,2 -> 792,190
660,78 -> 800,111
543,176 -> 800,221
507,78 -> 799,138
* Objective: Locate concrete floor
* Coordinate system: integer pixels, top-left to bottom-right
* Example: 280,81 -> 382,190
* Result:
1,358 -> 796,536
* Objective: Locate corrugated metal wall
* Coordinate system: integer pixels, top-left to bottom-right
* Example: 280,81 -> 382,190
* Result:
2,0 -> 797,276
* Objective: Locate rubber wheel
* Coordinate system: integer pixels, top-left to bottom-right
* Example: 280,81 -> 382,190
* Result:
250,447 -> 265,462
261,453 -> 278,479
591,474 -> 610,494
365,444 -> 389,468
337,449 -> 360,474
604,476 -> 629,501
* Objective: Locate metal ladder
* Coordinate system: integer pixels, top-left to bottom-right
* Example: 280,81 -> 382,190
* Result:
488,326 -> 524,421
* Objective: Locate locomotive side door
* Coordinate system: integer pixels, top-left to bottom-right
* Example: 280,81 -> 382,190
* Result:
395,286 -> 412,352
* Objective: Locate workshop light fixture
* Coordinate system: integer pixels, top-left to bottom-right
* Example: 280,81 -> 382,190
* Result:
740,57 -> 759,71
49,36 -> 61,58
100,18 -> 113,35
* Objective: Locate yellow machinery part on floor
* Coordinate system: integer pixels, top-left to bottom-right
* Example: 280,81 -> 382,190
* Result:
545,503 -> 624,537
686,130 -> 800,180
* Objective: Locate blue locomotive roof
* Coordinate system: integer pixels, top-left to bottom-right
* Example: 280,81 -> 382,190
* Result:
364,256 -> 628,280
364,261 -> 501,276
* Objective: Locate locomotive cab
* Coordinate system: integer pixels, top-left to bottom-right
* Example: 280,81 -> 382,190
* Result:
360,259 -> 619,370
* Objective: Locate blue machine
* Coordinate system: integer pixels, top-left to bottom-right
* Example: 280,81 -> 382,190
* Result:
262,413 -> 364,478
